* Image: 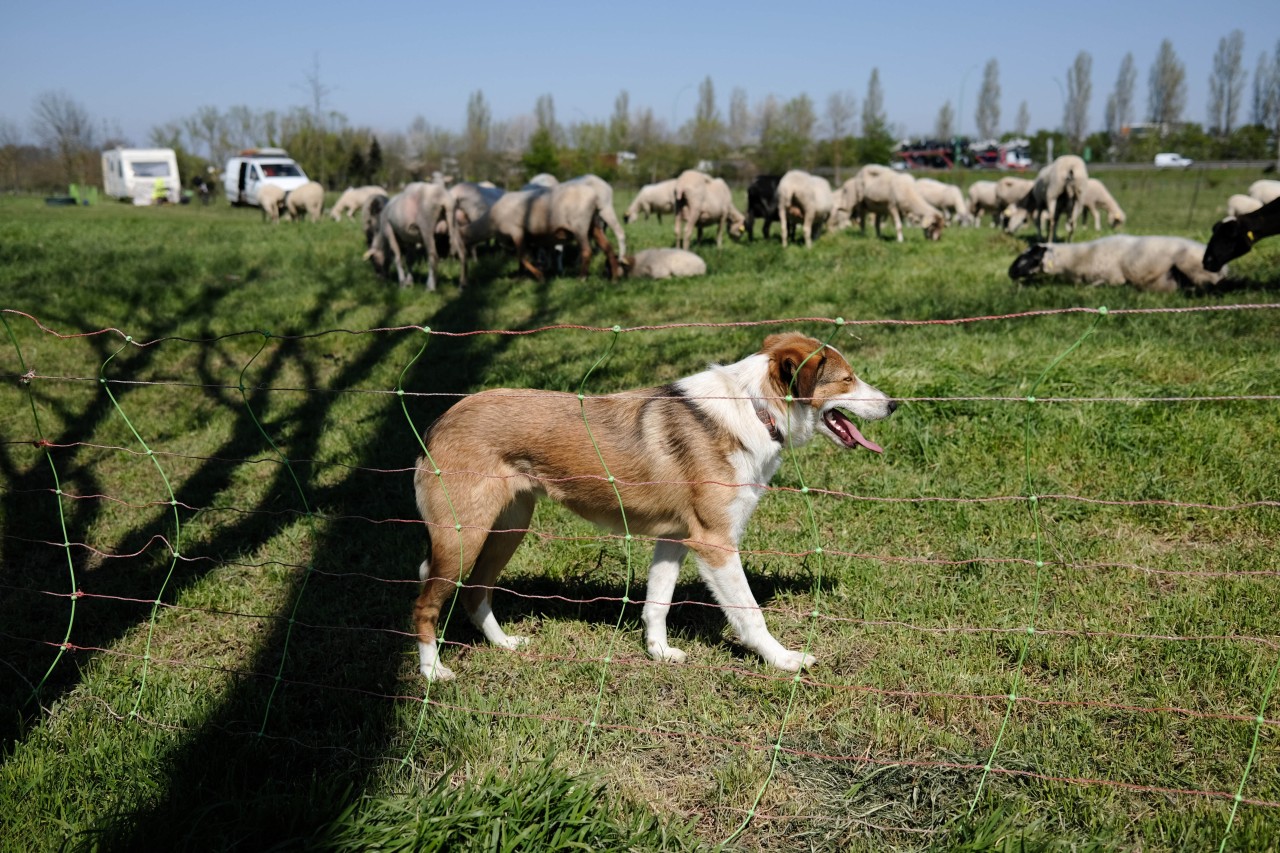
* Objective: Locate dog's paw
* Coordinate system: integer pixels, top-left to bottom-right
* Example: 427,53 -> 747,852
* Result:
773,649 -> 816,672
495,634 -> 529,651
421,661 -> 456,682
647,641 -> 688,664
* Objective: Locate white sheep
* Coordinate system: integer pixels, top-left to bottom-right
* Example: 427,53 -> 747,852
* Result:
672,170 -> 746,250
776,169 -> 835,248
853,165 -> 945,242
966,180 -> 1001,227
524,173 -> 559,189
285,181 -> 325,223
364,182 -> 462,291
829,177 -> 862,232
1009,235 -> 1225,293
331,185 -> 388,221
915,178 -> 974,225
1019,155 -> 1089,242
1226,193 -> 1264,219
487,177 -> 623,281
624,178 -> 678,224
1079,178 -> 1127,231
624,248 -> 707,279
1248,180 -> 1280,205
257,184 -> 287,224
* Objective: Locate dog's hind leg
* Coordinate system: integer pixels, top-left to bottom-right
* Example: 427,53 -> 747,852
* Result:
642,539 -> 689,663
463,494 -> 535,651
414,512 -> 494,682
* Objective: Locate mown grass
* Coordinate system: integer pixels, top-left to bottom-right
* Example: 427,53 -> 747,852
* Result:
1,168 -> 1279,851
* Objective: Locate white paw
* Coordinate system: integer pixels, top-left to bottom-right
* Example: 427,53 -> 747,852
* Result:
773,649 -> 816,672
647,642 -> 688,664
420,661 -> 456,682
494,634 -> 529,651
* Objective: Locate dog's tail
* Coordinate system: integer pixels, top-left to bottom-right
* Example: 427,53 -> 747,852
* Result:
415,456 -> 434,582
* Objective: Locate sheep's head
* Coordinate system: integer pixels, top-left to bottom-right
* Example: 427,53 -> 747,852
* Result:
1008,244 -> 1049,280
1203,218 -> 1250,272
923,214 -> 945,241
1110,210 -> 1127,229
363,245 -> 388,277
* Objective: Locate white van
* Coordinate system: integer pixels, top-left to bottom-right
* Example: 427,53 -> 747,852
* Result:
102,147 -> 181,203
1154,152 -> 1193,168
222,148 -> 310,206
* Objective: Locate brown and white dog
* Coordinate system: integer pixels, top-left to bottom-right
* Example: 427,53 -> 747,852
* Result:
411,332 -> 896,681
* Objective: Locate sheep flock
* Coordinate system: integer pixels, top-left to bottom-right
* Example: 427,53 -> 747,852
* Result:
260,156 -> 1272,293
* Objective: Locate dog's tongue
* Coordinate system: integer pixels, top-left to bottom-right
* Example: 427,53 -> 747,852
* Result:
825,410 -> 883,453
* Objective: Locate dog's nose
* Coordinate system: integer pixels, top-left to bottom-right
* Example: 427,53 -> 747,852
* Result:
887,399 -> 899,415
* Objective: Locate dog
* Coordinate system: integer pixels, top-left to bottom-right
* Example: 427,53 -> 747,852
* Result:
411,332 -> 896,681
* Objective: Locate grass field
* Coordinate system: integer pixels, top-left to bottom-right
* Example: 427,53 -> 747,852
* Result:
2,168 -> 1279,851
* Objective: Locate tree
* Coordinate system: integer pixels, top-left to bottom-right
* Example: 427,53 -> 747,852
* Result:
462,89 -> 491,180
860,69 -> 893,165
298,53 -> 334,186
934,101 -> 954,140
1112,53 -> 1137,133
1014,101 -> 1031,137
825,90 -> 856,181
534,94 -> 559,144
1148,39 -> 1187,130
1208,30 -> 1246,134
30,90 -> 95,184
1064,51 -> 1092,148
975,59 -> 1001,139
689,75 -> 723,161
608,90 -> 630,152
728,87 -> 751,150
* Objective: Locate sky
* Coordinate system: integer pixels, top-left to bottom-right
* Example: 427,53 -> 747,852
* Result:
2,1 -> 1275,152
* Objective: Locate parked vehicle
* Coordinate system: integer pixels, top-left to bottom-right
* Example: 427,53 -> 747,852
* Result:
222,148 -> 309,206
1154,152 -> 1194,168
101,147 -> 181,204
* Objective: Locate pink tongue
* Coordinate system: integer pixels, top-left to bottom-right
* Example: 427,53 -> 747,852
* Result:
826,410 -> 883,453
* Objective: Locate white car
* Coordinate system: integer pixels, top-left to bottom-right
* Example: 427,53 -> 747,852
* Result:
1154,152 -> 1193,168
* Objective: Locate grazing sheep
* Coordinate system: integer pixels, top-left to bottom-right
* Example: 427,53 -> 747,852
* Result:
914,178 -> 973,225
624,248 -> 707,279
853,165 -> 945,242
1009,235 -> 1225,293
364,182 -> 462,291
624,179 -> 678,224
1017,155 -> 1089,242
1248,180 -> 1280,205
331,185 -> 388,221
1226,194 -> 1263,219
744,174 -> 785,241
673,170 -> 746,250
443,181 -> 506,278
361,191 -> 389,247
777,170 -> 835,248
285,181 -> 326,223
258,183 -> 288,224
487,177 -> 623,281
1203,196 -> 1280,272
829,177 -> 864,232
524,173 -> 559,189
1079,178 -> 1126,231
967,180 -> 1001,227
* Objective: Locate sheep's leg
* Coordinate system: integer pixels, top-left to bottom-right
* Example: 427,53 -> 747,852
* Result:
385,227 -> 413,287
892,208 -> 904,243
779,202 -> 789,248
591,219 -> 621,280
516,240 -> 545,283
804,211 -> 815,248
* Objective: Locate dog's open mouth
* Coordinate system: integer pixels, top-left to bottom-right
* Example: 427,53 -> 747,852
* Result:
824,409 -> 883,453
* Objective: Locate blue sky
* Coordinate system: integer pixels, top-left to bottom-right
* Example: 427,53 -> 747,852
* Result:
2,1 -> 1275,149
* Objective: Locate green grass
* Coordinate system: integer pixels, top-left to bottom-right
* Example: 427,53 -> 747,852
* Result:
1,168 -> 1279,851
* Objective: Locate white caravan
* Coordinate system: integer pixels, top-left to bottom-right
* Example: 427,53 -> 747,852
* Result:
101,147 -> 181,203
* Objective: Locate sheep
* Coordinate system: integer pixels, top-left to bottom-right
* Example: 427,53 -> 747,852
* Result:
487,177 -> 623,281
1248,180 -> 1280,205
363,181 -> 462,291
828,177 -> 860,232
623,248 -> 707,279
1079,178 -> 1126,231
257,184 -> 288,224
443,181 -> 506,272
1008,155 -> 1089,242
330,185 -> 388,221
361,190 -> 389,247
1203,196 -> 1280,272
967,180 -> 1002,227
285,181 -> 326,223
1225,193 -> 1264,219
776,169 -> 835,248
672,169 -> 746,250
524,173 -> 559,189
744,174 -> 784,241
915,178 -> 974,225
624,178 -> 678,224
853,165 -> 945,242
1009,235 -> 1225,293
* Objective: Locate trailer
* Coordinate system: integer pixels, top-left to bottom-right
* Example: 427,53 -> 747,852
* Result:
101,147 -> 181,203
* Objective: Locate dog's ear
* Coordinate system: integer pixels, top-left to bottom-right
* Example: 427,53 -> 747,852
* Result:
764,333 -> 825,399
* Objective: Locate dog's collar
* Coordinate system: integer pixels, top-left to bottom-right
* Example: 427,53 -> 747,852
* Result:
755,404 -> 783,444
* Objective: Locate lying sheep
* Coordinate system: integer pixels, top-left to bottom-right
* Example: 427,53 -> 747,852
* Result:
487,176 -> 623,281
1248,180 -> 1280,205
1009,235 -> 1225,293
258,184 -> 288,224
624,248 -> 707,279
624,179 -> 678,224
673,170 -> 746,249
286,181 -> 326,223
967,180 -> 1001,227
1226,193 -> 1264,219
777,169 -> 835,248
915,178 -> 974,225
331,185 -> 388,221
854,165 -> 945,242
1079,178 -> 1126,231
364,182 -> 462,291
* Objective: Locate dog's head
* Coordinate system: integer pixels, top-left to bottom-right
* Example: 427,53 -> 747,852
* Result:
1009,244 -> 1049,280
761,332 -> 895,452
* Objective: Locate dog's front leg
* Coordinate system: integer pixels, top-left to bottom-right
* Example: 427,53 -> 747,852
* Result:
642,540 -> 689,663
697,552 -> 816,672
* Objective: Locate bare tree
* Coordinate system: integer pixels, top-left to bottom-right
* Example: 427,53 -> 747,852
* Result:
1147,39 -> 1187,129
825,90 -> 856,181
1112,53 -> 1137,134
1015,100 -> 1031,137
934,101 -> 955,140
1208,30 -> 1246,134
534,94 -> 559,142
30,90 -> 95,184
608,90 -> 630,151
298,53 -> 334,185
1252,50 -> 1273,126
975,59 -> 1001,139
0,117 -> 23,191
1064,51 -> 1092,148
462,89 -> 491,180
728,87 -> 751,150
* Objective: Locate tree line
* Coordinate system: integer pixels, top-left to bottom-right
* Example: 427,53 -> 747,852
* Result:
4,33 -> 1278,194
